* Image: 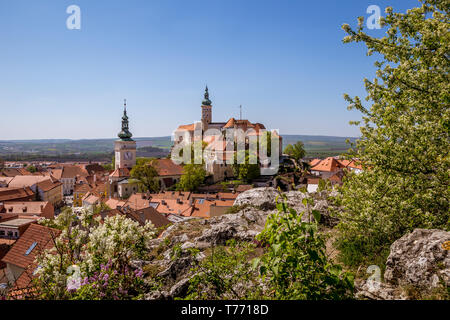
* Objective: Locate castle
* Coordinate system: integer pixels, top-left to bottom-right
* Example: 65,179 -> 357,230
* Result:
174,87 -> 282,182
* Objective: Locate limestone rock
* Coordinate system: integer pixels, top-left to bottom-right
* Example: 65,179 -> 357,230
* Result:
384,229 -> 450,288
234,187 -> 280,210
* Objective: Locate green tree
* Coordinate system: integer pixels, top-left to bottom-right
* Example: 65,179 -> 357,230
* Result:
337,0 -> 450,267
232,150 -> 260,183
26,165 -> 37,173
177,164 -> 206,191
130,162 -> 160,193
283,141 -> 306,164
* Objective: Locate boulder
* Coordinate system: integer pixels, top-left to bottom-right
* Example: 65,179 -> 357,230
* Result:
384,229 -> 450,288
234,187 -> 280,210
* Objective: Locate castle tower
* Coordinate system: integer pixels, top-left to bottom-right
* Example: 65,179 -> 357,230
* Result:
114,99 -> 137,169
201,86 -> 212,129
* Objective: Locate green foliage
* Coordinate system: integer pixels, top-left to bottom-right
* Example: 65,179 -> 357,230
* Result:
255,194 -> 354,300
185,240 -> 264,300
284,141 -> 306,163
26,165 -> 37,173
177,164 -> 207,191
338,0 -> 450,267
232,150 -> 260,183
130,161 -> 160,193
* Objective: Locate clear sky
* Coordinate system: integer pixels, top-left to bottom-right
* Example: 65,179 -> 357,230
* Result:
0,0 -> 415,140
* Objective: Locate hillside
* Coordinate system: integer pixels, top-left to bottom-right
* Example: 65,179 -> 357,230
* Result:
0,134 -> 357,161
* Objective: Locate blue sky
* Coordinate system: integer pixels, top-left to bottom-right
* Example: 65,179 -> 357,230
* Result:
0,0 -> 415,140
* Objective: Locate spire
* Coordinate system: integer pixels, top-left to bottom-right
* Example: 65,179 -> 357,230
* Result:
118,99 -> 133,141
202,85 -> 212,106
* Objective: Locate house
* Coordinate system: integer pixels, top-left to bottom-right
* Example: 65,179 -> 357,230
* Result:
59,165 -> 89,195
81,192 -> 100,209
0,168 -> 31,177
151,158 -> 184,190
96,206 -> 171,230
0,219 -> 34,240
310,157 -> 346,175
36,178 -> 63,207
1,202 -> 54,220
1,224 -> 60,290
108,168 -> 138,199
0,187 -> 35,202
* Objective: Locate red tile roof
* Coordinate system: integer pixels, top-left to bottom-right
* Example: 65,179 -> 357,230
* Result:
109,167 -> 130,178
310,157 -> 345,172
0,187 -> 34,202
2,224 -> 60,270
151,159 -> 184,176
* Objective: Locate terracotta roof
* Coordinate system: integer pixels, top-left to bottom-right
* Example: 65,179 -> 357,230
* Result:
151,198 -> 193,217
2,202 -> 51,216
217,192 -> 239,200
0,177 -> 14,185
126,207 -> 171,229
310,157 -> 345,172
148,191 -> 191,201
50,169 -> 62,180
0,187 -> 34,202
177,124 -> 195,131
8,175 -> 49,188
151,159 -> 184,176
309,159 -> 322,167
224,117 -> 236,128
61,165 -> 89,179
0,168 -> 32,177
338,159 -> 363,170
191,199 -> 234,218
236,185 -> 253,192
82,193 -> 100,205
36,179 -> 62,192
104,198 -> 126,210
73,183 -> 91,193
109,167 -> 130,178
0,213 -> 19,223
2,224 -> 60,269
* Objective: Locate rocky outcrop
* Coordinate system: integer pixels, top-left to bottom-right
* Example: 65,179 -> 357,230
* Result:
384,229 -> 450,288
356,228 -> 450,300
234,187 -> 280,210
142,187 -> 344,299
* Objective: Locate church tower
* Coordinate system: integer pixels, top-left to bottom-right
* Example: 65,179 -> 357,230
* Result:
114,99 -> 137,169
201,86 -> 212,129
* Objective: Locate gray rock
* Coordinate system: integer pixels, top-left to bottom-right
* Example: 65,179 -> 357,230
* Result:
168,277 -> 193,298
234,187 -> 280,210
355,280 -> 406,300
384,229 -> 450,288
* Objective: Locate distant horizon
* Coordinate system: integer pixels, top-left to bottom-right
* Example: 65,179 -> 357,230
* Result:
0,133 -> 360,142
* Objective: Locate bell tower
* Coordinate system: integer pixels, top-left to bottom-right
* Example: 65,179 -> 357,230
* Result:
201,86 -> 212,129
114,99 -> 137,169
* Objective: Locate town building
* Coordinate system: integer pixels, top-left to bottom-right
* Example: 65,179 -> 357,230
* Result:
174,87 -> 283,182
0,202 -> 54,220
108,101 -> 138,199
1,224 -> 60,290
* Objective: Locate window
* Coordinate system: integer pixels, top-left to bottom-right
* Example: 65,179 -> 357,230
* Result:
25,242 -> 38,256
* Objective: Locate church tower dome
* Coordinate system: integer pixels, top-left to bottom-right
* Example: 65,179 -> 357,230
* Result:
201,86 -> 212,129
118,99 -> 133,141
